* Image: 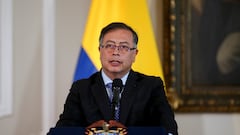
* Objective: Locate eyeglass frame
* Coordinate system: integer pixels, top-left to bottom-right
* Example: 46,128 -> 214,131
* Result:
99,43 -> 137,53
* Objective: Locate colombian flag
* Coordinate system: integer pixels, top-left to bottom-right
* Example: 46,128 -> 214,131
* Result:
74,0 -> 164,81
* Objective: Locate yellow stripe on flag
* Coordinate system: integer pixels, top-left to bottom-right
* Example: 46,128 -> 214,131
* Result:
82,0 -> 164,80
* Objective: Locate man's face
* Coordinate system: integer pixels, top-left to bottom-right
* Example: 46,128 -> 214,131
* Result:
99,29 -> 138,79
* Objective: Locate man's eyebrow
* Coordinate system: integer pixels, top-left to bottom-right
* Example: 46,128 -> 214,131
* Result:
119,41 -> 129,44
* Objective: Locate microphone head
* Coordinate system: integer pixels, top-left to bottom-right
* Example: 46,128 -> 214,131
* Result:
112,79 -> 123,88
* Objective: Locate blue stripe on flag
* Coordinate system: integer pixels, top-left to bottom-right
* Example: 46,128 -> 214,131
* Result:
73,47 -> 97,81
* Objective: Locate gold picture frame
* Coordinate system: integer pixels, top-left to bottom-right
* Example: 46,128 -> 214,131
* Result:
163,0 -> 240,112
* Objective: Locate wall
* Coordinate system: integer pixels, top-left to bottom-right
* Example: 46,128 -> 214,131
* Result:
55,0 -> 91,122
0,0 -> 42,135
0,0 -> 239,135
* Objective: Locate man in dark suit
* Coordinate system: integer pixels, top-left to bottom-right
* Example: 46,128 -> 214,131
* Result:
55,22 -> 178,135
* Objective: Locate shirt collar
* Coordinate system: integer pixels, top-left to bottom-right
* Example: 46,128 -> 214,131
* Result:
101,70 -> 129,85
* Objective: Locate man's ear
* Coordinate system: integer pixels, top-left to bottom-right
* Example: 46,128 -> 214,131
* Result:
135,49 -> 138,55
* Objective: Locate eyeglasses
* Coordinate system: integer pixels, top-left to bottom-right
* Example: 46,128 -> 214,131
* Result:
100,43 -> 136,53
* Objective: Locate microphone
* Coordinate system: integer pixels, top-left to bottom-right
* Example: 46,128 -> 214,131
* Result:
111,79 -> 123,120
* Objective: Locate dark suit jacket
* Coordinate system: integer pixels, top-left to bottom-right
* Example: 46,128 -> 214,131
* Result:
56,70 -> 178,135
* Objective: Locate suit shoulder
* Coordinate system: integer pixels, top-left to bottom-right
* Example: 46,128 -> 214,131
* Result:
72,72 -> 100,87
133,71 -> 163,82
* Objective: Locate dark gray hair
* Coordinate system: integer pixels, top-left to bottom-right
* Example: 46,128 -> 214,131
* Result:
99,22 -> 138,47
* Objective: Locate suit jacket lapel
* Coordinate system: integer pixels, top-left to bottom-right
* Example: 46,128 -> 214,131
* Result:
91,73 -> 112,121
120,70 -> 139,124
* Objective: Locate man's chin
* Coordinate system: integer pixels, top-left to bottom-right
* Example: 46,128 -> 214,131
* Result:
108,67 -> 122,72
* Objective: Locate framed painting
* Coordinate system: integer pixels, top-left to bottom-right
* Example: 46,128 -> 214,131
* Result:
163,0 -> 240,112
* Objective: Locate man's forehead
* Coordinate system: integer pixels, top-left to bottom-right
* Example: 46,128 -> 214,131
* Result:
105,40 -> 130,44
